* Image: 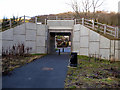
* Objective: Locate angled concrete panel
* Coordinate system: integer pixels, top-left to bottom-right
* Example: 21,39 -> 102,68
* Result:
13,24 -> 25,35
100,49 -> 110,60
79,48 -> 89,56
37,25 -> 46,36
73,31 -> 80,42
115,50 -> 120,61
2,40 -> 13,50
80,36 -> 89,48
115,40 -> 120,50
13,35 -> 26,44
74,24 -> 80,31
80,25 -> 89,36
73,42 -> 80,53
89,30 -> 100,41
26,30 -> 36,41
36,36 -> 46,47
2,28 -> 13,40
26,23 -> 37,30
25,41 -> 36,53
89,42 -> 99,54
100,36 -> 110,49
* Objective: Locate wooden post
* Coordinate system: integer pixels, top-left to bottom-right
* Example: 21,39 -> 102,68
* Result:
82,18 -> 84,25
104,24 -> 107,34
115,27 -> 117,37
35,17 -> 37,24
92,19 -> 94,29
45,19 -> 47,25
74,19 -> 76,25
10,19 -> 12,28
24,15 -> 25,23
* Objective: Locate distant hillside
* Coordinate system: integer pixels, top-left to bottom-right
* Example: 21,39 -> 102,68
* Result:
33,11 -> 119,26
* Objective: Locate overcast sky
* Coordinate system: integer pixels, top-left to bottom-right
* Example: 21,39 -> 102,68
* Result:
0,0 -> 120,19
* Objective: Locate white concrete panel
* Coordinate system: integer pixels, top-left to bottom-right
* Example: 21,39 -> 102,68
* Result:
115,40 -> 120,50
73,42 -> 80,53
26,23 -> 37,30
13,35 -> 26,44
47,20 -> 74,27
2,28 -> 13,40
80,25 -> 89,36
36,36 -> 45,47
25,41 -> 36,53
115,50 -> 120,61
0,33 -> 1,39
110,40 -> 115,55
80,36 -> 89,48
100,36 -> 110,49
89,42 -> 99,54
89,30 -> 100,41
2,40 -> 13,50
74,24 -> 80,31
0,39 -> 2,55
37,25 -> 46,36
36,46 -> 46,53
100,49 -> 110,60
26,30 -> 36,41
73,31 -> 80,42
79,48 -> 89,56
13,24 -> 25,35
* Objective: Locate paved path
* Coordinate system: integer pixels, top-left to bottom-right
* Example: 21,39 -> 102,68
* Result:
2,54 -> 70,88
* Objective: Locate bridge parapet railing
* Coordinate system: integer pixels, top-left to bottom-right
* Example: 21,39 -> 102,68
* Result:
1,15 -> 36,31
47,16 -> 74,20
76,18 -> 119,38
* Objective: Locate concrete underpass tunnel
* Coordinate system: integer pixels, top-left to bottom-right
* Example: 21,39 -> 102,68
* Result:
49,32 -> 72,54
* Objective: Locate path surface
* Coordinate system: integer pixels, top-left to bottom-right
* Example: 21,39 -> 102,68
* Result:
2,54 -> 70,88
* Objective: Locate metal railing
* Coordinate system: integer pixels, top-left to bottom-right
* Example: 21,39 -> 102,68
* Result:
76,18 -> 119,38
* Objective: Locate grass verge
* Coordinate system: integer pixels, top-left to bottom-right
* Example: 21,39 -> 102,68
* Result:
64,55 -> 120,88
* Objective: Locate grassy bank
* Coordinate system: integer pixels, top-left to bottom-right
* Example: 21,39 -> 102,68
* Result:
65,55 -> 120,88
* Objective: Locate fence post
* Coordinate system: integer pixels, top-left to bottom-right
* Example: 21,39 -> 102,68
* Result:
45,19 -> 47,25
74,19 -> 76,25
104,24 -> 107,34
35,17 -> 37,24
114,27 -> 117,38
24,15 -> 25,23
116,27 -> 119,38
82,18 -> 84,25
56,16 -> 58,20
92,19 -> 94,29
10,19 -> 12,28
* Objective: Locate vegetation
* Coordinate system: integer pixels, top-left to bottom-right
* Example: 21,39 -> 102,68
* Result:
65,55 -> 120,88
2,43 -> 45,75
1,16 -> 23,31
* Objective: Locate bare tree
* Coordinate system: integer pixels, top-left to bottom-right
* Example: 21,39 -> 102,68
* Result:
92,0 -> 104,17
82,0 -> 92,16
67,0 -> 80,18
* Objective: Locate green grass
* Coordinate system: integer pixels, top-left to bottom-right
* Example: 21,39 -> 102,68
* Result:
65,55 -> 120,88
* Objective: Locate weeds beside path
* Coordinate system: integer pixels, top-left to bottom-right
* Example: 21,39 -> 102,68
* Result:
65,55 -> 120,88
2,54 -> 46,75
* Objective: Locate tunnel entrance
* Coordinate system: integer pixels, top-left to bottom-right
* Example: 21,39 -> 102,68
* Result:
48,32 -> 72,54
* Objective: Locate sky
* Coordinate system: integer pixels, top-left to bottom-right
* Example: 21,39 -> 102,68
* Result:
0,0 -> 120,19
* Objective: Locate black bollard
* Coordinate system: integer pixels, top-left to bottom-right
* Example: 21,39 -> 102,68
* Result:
62,48 -> 64,52
58,49 -> 60,55
70,52 -> 77,67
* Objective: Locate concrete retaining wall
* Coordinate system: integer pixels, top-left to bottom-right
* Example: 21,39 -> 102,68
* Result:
73,24 -> 120,61
1,23 -> 47,54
